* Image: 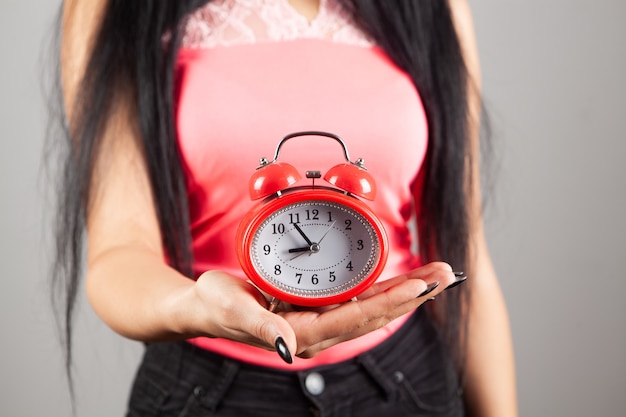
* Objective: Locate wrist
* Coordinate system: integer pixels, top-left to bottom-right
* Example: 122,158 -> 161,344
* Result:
159,276 -> 203,339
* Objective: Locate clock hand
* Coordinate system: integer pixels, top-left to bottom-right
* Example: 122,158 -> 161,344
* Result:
316,221 -> 336,245
293,223 -> 314,246
288,223 -> 326,260
288,246 -> 310,253
288,242 -> 320,254
288,251 -> 309,261
295,222 -> 335,260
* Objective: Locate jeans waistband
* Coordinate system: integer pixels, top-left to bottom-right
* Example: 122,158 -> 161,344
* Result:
177,309 -> 433,405
134,308 -> 463,417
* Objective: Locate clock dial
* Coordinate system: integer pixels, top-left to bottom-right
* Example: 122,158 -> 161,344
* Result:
249,199 -> 382,301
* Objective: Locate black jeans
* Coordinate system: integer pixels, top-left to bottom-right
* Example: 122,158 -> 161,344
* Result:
126,309 -> 464,417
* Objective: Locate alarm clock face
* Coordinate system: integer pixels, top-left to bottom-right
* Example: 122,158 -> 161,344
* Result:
242,192 -> 386,306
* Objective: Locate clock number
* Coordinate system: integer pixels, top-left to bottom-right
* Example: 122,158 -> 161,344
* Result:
357,240 -> 364,250
329,271 -> 336,282
346,261 -> 354,272
296,273 -> 302,284
345,219 -> 352,230
263,244 -> 271,255
289,213 -> 300,224
274,265 -> 282,275
311,274 -> 319,285
272,223 -> 286,234
327,212 -> 334,222
306,209 -> 319,221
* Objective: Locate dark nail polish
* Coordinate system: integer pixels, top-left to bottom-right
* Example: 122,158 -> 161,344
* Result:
446,275 -> 468,290
453,271 -> 465,277
275,336 -> 293,364
417,281 -> 440,298
421,297 -> 435,308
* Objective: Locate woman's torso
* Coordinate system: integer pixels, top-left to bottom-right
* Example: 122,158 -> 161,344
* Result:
175,0 -> 428,369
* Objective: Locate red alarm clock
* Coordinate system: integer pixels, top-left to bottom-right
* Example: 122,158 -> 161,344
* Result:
236,131 -> 388,310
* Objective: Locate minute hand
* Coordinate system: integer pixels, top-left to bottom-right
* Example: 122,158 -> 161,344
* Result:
293,223 -> 314,246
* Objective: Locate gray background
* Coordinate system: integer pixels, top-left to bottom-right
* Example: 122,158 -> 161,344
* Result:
1,0 -> 625,416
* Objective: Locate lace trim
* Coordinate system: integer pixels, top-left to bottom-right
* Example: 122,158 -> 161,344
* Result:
181,0 -> 374,48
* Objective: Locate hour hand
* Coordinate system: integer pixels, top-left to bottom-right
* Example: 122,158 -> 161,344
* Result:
288,246 -> 311,261
288,246 -> 311,254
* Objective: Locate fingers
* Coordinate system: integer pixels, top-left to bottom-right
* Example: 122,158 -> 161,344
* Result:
268,262 -> 458,357
357,261 -> 454,300
285,279 -> 418,355
192,263 -> 464,363
193,272 -> 296,361
237,304 -> 297,363
287,262 -> 461,357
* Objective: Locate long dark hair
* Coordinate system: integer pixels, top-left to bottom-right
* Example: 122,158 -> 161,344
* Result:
51,0 -> 476,389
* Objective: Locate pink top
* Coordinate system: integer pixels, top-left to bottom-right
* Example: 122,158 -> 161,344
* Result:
175,0 -> 428,370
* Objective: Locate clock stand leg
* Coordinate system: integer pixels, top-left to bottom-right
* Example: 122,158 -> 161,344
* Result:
268,297 -> 281,312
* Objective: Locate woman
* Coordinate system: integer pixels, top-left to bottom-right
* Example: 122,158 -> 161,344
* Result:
54,0 -> 517,415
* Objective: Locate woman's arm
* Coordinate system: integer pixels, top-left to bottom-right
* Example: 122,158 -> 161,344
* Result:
60,0 -> 295,350
448,0 -> 518,415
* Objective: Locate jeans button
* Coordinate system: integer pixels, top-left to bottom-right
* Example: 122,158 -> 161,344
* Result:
393,371 -> 405,383
304,372 -> 325,396
193,386 -> 206,397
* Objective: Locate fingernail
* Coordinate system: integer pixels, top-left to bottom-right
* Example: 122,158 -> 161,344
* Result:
417,281 -> 440,298
446,274 -> 468,290
453,271 -> 465,277
421,297 -> 436,308
275,336 -> 293,364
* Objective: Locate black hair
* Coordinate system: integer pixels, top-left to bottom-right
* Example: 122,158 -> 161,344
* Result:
51,0 -> 477,394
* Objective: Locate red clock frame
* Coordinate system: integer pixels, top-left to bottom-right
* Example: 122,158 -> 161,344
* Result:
236,188 -> 389,307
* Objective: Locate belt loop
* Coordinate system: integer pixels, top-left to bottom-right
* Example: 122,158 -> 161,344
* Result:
200,358 -> 240,412
356,353 -> 399,402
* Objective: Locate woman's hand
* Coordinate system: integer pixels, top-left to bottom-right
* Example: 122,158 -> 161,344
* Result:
281,261 -> 457,358
182,262 -> 458,360
185,270 -> 296,353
